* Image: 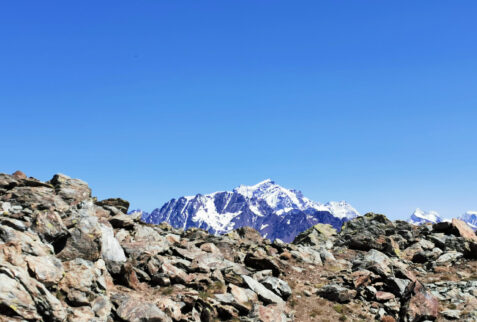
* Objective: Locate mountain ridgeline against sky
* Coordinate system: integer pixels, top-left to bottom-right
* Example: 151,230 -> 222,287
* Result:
139,179 -> 360,242
407,208 -> 477,230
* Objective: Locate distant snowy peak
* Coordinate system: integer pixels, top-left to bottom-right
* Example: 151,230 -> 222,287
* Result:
460,211 -> 477,230
408,208 -> 443,225
141,179 -> 360,241
324,201 -> 360,219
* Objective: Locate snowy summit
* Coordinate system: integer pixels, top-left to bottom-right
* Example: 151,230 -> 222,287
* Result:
408,208 -> 443,225
141,179 -> 360,242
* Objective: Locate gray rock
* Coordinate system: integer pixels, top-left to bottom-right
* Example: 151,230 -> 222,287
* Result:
116,297 -> 171,322
316,284 -> 357,303
0,262 -> 66,321
362,249 -> 391,276
242,275 -> 284,305
261,276 -> 292,300
441,309 -> 461,320
100,223 -> 127,263
57,216 -> 103,261
436,251 -> 463,265
49,173 -> 91,205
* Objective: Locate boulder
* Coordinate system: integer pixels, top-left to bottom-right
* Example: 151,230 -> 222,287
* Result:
316,284 -> 357,303
401,282 -> 439,322
249,304 -> 288,322
242,275 -> 284,305
96,198 -> 130,214
25,255 -> 64,286
244,253 -> 280,277
434,219 -> 477,242
360,249 -> 391,276
116,296 -> 171,322
100,223 -> 127,263
0,262 -> 66,321
292,223 -> 337,246
435,251 -> 463,265
49,173 -> 91,205
57,216 -> 103,261
109,213 -> 136,229
59,259 -> 110,306
10,186 -> 69,211
32,210 -> 68,243
261,276 -> 292,300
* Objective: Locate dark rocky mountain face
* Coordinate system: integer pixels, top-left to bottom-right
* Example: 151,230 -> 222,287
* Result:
140,180 -> 359,242
1,171 -> 476,321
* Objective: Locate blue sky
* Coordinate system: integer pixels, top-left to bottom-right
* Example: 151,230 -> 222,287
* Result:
1,1 -> 476,219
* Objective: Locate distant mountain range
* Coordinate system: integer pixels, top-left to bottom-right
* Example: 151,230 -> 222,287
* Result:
407,208 -> 477,230
138,179 -> 360,242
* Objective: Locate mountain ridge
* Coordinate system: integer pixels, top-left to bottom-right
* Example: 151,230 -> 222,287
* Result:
140,179 -> 360,242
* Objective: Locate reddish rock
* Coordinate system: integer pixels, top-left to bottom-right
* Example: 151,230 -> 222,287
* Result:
279,251 -> 292,260
376,291 -> 395,301
381,316 -> 396,322
12,170 -> 27,179
451,218 -> 477,242
255,304 -> 287,322
351,270 -> 374,288
403,282 -> 439,322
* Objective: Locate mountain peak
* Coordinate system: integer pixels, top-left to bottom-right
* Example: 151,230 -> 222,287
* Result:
142,180 -> 360,241
408,208 -> 442,225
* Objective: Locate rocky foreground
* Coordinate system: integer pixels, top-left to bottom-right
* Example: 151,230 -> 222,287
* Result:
0,172 -> 476,322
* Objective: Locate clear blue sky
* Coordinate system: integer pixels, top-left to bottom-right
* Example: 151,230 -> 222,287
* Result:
1,1 -> 476,220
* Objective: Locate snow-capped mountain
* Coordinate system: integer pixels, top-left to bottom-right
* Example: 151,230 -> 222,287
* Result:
408,208 -> 443,225
140,179 -> 360,242
460,211 -> 477,230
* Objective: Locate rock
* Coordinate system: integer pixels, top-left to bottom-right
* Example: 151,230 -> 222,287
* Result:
12,170 -> 27,179
320,248 -> 336,262
351,270 -> 376,288
116,296 -> 171,322
316,284 -> 357,303
387,277 -> 411,297
0,225 -> 52,256
376,291 -> 395,302
249,304 -> 288,322
361,249 -> 391,276
441,309 -> 461,320
435,251 -> 463,265
161,261 -> 192,284
244,253 -> 280,277
234,226 -> 263,244
290,246 -> 323,265
292,223 -> 337,246
25,255 -> 64,286
252,269 -> 274,281
229,283 -> 258,313
92,295 -> 112,320
190,253 -> 234,273
156,297 -> 183,321
10,186 -> 69,211
434,219 -> 477,241
32,210 -> 68,243
109,213 -> 135,229
261,276 -> 292,300
401,282 -> 439,322
96,198 -> 130,214
338,213 -> 396,252
49,173 -> 91,205
200,242 -> 221,254
59,259 -> 109,306
57,216 -> 103,261
0,262 -> 66,321
242,275 -> 284,305
100,223 -> 127,263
